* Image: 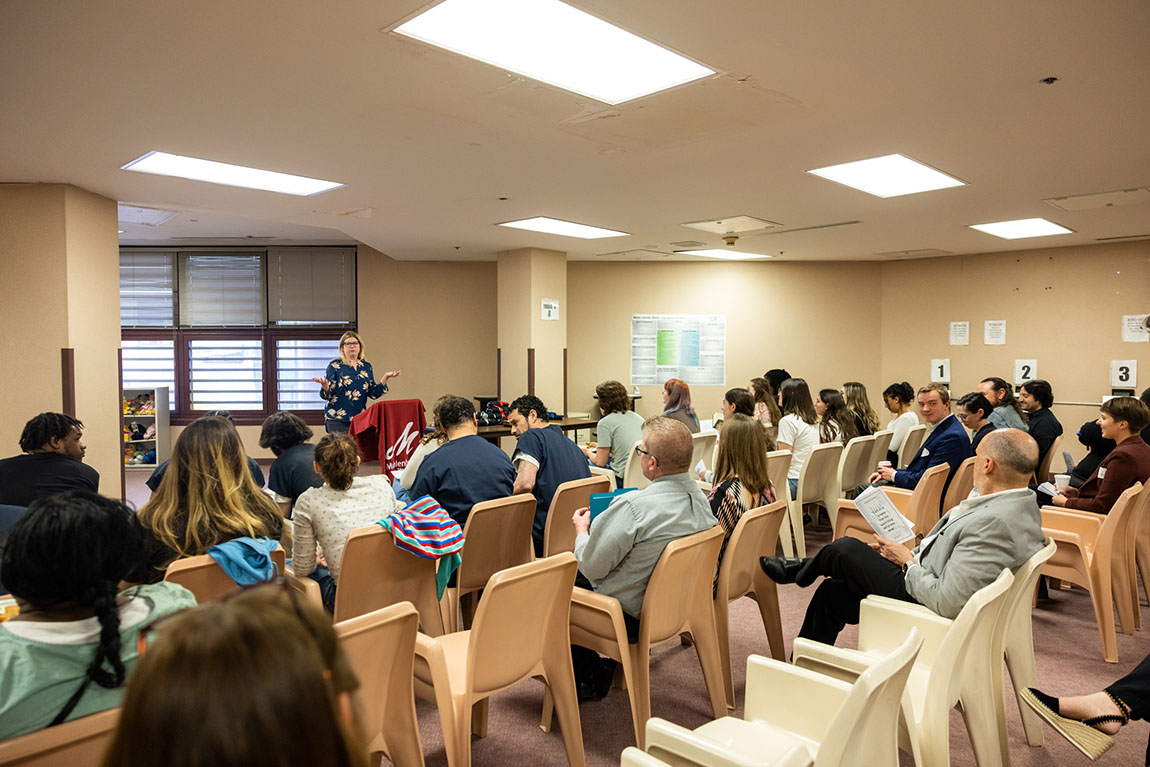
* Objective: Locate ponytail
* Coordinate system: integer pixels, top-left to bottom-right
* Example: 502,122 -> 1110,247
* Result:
314,434 -> 359,491
87,583 -> 127,688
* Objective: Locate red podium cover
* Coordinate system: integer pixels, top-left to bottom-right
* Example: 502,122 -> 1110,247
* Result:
350,399 -> 427,480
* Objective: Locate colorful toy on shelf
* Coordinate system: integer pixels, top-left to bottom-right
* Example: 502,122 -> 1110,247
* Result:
124,392 -> 156,415
128,422 -> 147,441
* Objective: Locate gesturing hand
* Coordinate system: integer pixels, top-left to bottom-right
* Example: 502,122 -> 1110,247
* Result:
312,377 -> 331,392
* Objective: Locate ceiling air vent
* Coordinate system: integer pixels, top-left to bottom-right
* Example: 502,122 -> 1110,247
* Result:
1045,187 -> 1150,212
874,248 -> 953,259
680,215 -> 781,235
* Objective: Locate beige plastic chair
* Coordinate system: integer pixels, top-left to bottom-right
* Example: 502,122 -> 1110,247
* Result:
332,525 -> 445,636
414,553 -> 584,767
692,430 -> 719,472
588,464 -> 617,491
164,546 -> 320,605
546,526 -> 728,748
621,440 -> 651,491
443,493 -> 536,633
833,462 -> 949,544
713,501 -> 789,707
783,442 -> 842,558
869,429 -> 894,471
1111,480 -> 1150,633
793,569 -> 1014,767
940,456 -> 977,516
1032,433 -> 1064,484
765,450 -> 792,509
642,723 -> 812,767
335,601 -> 424,767
0,708 -> 119,767
647,628 -> 922,767
836,435 -> 875,498
543,475 -> 612,557
1040,482 -> 1143,662
896,424 -> 927,469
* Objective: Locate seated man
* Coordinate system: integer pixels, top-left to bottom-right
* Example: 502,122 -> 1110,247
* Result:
866,383 -> 971,501
0,413 -> 99,506
761,429 -> 1045,644
1019,379 -> 1063,470
146,410 -> 264,492
570,416 -> 717,696
258,411 -> 322,517
508,395 -> 591,555
978,376 -> 1029,432
1044,396 -> 1150,512
410,395 -> 516,527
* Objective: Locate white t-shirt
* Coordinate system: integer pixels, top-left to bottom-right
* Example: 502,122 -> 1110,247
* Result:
889,411 -> 920,452
777,414 -> 819,480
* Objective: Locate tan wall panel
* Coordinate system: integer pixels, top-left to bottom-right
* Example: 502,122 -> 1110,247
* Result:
497,249 -> 533,399
528,249 -> 567,410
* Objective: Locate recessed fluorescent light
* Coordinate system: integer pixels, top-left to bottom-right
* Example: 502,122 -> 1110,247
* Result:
393,0 -> 714,105
499,216 -> 629,239
807,153 -> 965,198
676,249 -> 773,260
969,218 -> 1073,239
121,151 -> 343,196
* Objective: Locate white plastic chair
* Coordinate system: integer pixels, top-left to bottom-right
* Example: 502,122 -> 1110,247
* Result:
692,430 -> 719,472
783,442 -> 842,557
792,570 -> 1015,767
869,429 -> 894,471
836,435 -> 875,499
765,450 -> 792,507
621,439 -> 650,491
645,628 -> 922,767
897,425 -> 927,469
589,464 -> 617,491
642,725 -> 812,767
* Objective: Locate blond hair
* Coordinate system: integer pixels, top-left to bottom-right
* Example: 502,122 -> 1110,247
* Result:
337,330 -> 368,367
843,382 -> 880,434
138,417 -> 283,560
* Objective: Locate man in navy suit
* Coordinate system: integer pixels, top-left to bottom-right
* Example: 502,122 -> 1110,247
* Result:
866,383 -> 972,500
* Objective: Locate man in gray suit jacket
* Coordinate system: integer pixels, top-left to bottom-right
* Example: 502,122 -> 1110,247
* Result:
761,428 -> 1046,644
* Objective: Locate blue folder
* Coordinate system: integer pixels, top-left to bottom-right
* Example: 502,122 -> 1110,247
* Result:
589,488 -> 638,521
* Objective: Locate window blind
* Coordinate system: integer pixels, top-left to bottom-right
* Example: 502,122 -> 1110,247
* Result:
276,339 -> 340,410
178,253 -> 265,327
122,339 -> 177,408
119,252 -> 175,327
188,339 -> 264,410
267,248 -> 356,325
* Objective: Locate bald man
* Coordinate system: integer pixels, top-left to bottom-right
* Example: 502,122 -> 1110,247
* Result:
762,429 -> 1046,644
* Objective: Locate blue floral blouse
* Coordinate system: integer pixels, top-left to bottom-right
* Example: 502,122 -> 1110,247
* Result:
321,359 -> 387,423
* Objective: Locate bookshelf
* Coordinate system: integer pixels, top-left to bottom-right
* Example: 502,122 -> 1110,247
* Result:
122,386 -> 170,469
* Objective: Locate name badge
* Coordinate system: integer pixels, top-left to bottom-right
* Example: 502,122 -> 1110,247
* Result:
1098,467 -> 1108,479
921,449 -> 930,457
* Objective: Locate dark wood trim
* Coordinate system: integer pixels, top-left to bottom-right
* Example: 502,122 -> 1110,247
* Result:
117,347 -> 126,502
496,348 -> 501,400
61,348 -> 76,416
527,348 -> 535,396
563,347 -> 568,417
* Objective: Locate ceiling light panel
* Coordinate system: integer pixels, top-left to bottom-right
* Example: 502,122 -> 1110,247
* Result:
676,249 -> 772,260
807,153 -> 965,198
121,152 -> 344,196
499,216 -> 629,239
393,0 -> 715,105
968,218 -> 1073,239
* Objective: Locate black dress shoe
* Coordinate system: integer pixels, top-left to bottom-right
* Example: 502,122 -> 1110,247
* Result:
759,556 -> 805,584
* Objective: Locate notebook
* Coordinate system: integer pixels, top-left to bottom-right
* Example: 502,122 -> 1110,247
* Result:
589,488 -> 639,521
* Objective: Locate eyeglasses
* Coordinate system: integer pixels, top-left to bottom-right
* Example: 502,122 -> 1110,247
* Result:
341,340 -> 360,347
635,445 -> 652,457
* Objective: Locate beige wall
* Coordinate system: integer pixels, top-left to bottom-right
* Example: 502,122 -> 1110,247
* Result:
567,260 -> 887,424
0,183 -> 121,485
497,248 -> 567,409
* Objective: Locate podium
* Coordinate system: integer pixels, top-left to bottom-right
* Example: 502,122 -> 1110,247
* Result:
349,399 -> 427,480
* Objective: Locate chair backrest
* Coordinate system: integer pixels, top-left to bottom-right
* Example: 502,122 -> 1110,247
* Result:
467,552 -> 578,696
1096,482 -> 1144,565
622,440 -> 651,491
333,525 -> 444,634
996,538 -> 1057,647
838,435 -> 875,493
797,442 -> 843,506
163,546 -> 287,602
715,501 -> 787,605
640,526 -> 725,645
0,504 -> 27,595
0,708 -> 119,767
897,425 -> 928,469
543,475 -> 612,557
898,462 -> 949,537
940,456 -> 977,516
691,430 -> 719,471
457,494 -> 536,591
816,629 -> 924,767
869,430 -> 894,471
335,601 -> 420,760
588,464 -> 617,491
765,450 -> 791,501
1034,433 -> 1064,484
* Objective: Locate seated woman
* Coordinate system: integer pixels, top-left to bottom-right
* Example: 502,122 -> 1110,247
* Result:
707,414 -> 775,584
882,381 -> 919,464
1045,396 -> 1150,512
582,380 -> 644,486
0,491 -> 196,738
701,389 -> 773,483
777,378 -> 820,499
133,416 -> 286,583
259,411 -> 323,517
815,389 -> 859,445
957,392 -> 996,452
292,434 -> 399,612
102,583 -> 365,767
842,381 -> 880,437
748,377 -> 783,436
662,378 -> 700,433
396,397 -> 448,503
1070,420 -> 1117,489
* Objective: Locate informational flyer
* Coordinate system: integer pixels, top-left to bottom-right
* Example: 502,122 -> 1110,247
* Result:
984,320 -> 1006,345
949,321 -> 970,346
1122,315 -> 1149,343
631,314 -> 725,386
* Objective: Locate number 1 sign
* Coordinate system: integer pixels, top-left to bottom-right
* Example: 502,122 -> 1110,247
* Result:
931,359 -> 951,383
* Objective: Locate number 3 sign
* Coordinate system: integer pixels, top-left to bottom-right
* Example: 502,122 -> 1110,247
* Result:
1111,360 -> 1137,388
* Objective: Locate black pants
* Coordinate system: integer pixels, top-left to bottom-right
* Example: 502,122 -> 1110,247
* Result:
1108,651 -> 1150,720
571,572 -> 640,687
795,537 -> 918,644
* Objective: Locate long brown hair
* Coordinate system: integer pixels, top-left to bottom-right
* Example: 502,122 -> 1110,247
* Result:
843,381 -> 880,434
749,377 -> 783,424
817,389 -> 859,444
137,417 -> 282,559
314,434 -> 359,491
713,414 -> 772,498
102,584 -> 365,767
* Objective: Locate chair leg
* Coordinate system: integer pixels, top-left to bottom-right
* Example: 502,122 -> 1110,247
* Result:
542,660 -> 586,767
751,574 -> 786,661
1112,556 -> 1136,636
712,598 -> 735,709
443,588 -> 459,634
689,611 -> 732,719
383,696 -> 426,767
778,506 -> 795,557
1005,637 -> 1044,746
960,692 -> 1007,767
539,686 -> 554,733
470,698 -> 489,738
1089,566 -> 1119,663
460,591 -> 478,631
786,496 -> 806,558
627,643 -> 652,750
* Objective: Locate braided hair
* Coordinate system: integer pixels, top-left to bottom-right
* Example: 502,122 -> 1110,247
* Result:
1,491 -> 143,694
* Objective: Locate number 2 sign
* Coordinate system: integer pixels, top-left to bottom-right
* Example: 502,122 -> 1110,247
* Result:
1014,360 -> 1037,385
1111,360 -> 1138,388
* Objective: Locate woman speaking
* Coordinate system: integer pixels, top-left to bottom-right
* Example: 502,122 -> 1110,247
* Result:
312,331 -> 400,434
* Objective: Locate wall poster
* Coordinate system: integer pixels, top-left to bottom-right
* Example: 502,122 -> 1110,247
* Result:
631,314 -> 725,386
